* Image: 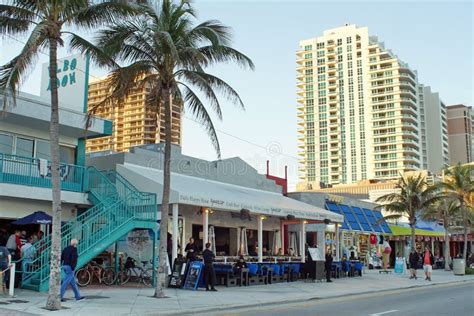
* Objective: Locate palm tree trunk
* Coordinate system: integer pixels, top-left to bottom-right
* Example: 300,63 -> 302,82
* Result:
444,224 -> 450,271
46,38 -> 62,311
154,87 -> 172,298
463,208 -> 468,265
410,224 -> 416,252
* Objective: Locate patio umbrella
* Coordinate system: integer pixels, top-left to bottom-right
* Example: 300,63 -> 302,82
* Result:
240,228 -> 248,256
12,211 -> 52,225
289,232 -> 299,256
208,226 -> 216,254
273,230 -> 281,255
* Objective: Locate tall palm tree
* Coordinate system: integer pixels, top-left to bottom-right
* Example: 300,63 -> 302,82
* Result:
443,163 -> 474,264
80,0 -> 254,298
376,174 -> 443,248
0,0 -> 139,310
422,198 -> 462,270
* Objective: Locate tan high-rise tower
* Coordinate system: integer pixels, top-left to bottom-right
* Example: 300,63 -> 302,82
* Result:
86,78 -> 181,153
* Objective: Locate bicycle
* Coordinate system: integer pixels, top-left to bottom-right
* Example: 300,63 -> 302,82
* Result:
118,257 -> 153,287
75,261 -> 116,287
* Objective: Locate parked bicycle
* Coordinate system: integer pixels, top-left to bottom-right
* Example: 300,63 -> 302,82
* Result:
118,257 -> 153,287
76,261 -> 115,287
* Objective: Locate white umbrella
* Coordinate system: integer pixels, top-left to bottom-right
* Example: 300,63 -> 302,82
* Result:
290,232 -> 299,256
273,230 -> 281,255
209,225 -> 216,254
240,228 -> 248,256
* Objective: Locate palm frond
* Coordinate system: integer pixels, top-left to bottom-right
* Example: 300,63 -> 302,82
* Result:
0,22 -> 47,108
198,45 -> 255,70
180,83 -> 221,158
70,1 -> 143,29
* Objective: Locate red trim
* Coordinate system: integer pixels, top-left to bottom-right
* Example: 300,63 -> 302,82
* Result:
265,160 -> 288,195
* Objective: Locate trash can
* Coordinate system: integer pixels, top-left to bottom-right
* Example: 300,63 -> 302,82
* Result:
453,258 -> 466,275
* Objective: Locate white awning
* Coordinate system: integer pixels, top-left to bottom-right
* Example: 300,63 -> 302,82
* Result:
118,163 -> 343,223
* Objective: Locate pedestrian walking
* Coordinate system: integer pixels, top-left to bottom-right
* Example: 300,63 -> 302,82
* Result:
185,237 -> 198,262
408,247 -> 419,279
202,242 -> 217,291
325,250 -> 333,282
423,246 -> 434,281
60,239 -> 84,302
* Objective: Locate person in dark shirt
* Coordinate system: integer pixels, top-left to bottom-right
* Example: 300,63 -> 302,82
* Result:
233,255 -> 247,274
0,246 -> 11,286
409,247 -> 419,279
202,242 -> 217,291
60,239 -> 83,302
325,251 -> 333,283
185,237 -> 199,262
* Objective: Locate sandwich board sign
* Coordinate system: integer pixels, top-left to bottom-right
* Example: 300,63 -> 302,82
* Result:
183,261 -> 203,290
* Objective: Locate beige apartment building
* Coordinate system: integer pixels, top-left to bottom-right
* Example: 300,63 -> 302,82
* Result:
86,78 -> 181,153
297,24 -> 424,189
447,104 -> 474,164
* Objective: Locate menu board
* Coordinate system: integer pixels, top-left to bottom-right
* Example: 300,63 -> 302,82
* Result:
168,260 -> 187,288
308,247 -> 324,261
183,261 -> 203,290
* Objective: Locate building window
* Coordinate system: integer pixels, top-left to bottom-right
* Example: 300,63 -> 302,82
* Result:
304,45 -> 312,51
36,140 -> 51,160
0,134 -> 13,155
16,138 -> 34,158
346,37 -> 352,44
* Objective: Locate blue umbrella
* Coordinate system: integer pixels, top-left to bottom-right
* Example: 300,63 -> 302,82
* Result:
12,211 -> 52,225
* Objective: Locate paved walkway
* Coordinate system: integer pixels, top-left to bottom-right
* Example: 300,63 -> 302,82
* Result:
1,270 -> 473,315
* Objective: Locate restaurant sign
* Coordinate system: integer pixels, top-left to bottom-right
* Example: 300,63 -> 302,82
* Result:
178,193 -> 341,222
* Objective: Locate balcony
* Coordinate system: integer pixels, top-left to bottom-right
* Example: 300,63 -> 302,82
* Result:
0,154 -> 85,192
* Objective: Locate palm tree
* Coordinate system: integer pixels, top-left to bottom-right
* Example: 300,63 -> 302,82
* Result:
376,174 -> 443,248
79,0 -> 254,298
443,163 -> 474,264
0,0 -> 140,310
422,198 -> 462,270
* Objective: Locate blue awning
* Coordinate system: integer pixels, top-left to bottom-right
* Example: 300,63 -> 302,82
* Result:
339,204 -> 362,231
325,202 -> 349,230
352,207 -> 373,232
363,208 -> 383,233
325,200 -> 391,234
374,210 -> 392,234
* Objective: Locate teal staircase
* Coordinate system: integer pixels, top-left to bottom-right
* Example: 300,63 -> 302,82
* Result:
20,167 -> 157,292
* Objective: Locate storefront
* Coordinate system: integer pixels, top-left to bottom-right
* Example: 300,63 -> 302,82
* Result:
90,146 -> 344,265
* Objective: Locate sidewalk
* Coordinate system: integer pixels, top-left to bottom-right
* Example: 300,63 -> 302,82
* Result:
1,270 -> 473,316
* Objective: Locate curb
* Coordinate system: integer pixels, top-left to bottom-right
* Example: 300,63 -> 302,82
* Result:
157,279 -> 474,315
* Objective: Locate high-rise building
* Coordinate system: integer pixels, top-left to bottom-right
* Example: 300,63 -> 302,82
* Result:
447,104 -> 474,164
86,77 -> 181,153
418,85 -> 450,173
297,24 -> 423,189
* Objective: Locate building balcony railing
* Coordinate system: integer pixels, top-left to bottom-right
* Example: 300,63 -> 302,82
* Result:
0,153 -> 86,193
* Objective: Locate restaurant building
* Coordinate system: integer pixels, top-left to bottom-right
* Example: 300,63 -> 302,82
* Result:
88,144 -> 343,263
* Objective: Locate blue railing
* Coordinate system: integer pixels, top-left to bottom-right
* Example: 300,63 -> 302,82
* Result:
0,153 -> 85,192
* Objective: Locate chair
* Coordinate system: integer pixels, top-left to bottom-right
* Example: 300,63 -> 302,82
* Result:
270,264 -> 281,283
247,263 -> 265,285
290,264 -> 300,281
354,262 -> 363,277
261,264 -> 274,284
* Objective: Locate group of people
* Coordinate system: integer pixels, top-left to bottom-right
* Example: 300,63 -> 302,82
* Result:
0,229 -> 45,286
409,246 -> 435,281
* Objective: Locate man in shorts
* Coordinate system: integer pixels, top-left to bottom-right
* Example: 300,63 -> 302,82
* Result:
423,246 -> 434,281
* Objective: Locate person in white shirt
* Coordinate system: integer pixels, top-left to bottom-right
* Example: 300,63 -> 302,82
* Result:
21,236 -> 36,281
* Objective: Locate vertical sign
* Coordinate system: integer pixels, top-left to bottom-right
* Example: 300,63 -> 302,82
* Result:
40,54 -> 90,113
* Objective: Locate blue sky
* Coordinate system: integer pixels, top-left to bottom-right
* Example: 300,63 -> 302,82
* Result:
1,0 -> 472,190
